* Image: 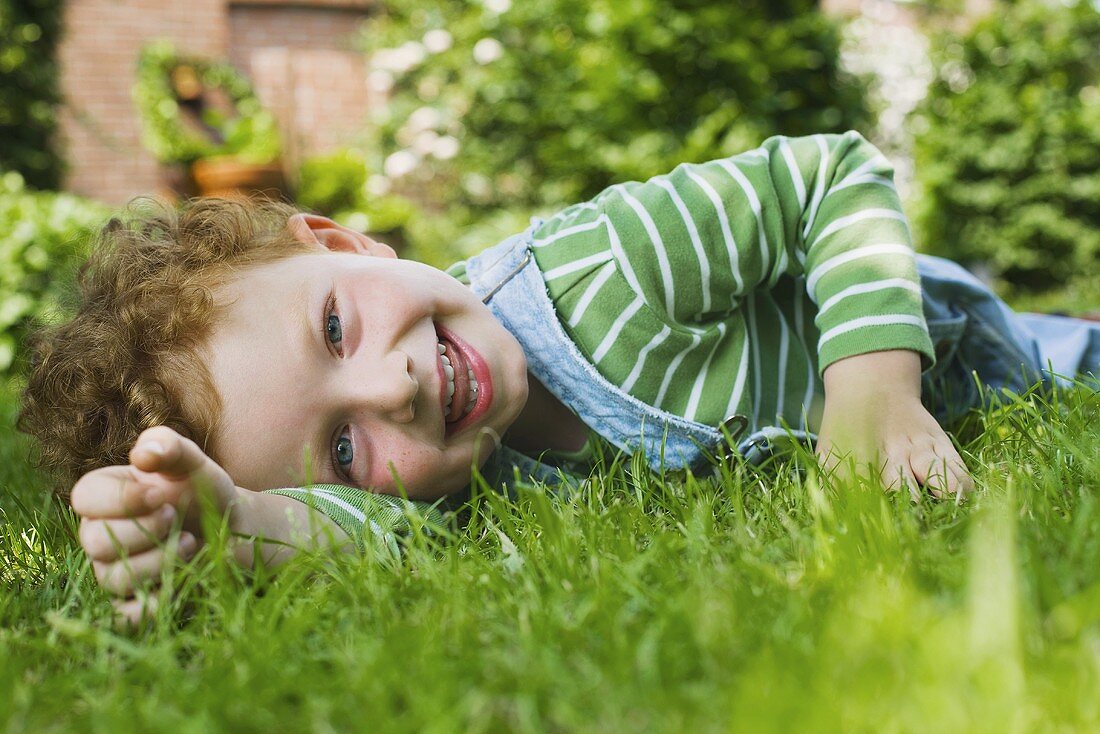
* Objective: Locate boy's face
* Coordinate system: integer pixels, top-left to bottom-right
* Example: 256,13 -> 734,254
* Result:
204,214 -> 530,499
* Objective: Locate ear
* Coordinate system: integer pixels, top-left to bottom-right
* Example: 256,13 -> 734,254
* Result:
286,213 -> 397,259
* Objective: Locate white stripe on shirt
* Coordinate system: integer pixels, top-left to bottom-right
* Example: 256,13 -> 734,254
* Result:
567,260 -> 617,328
685,323 -> 727,421
620,324 -> 673,394
655,178 -> 712,315
808,208 -> 908,249
793,286 -> 814,431
832,155 -> 891,189
685,168 -> 744,297
542,251 -> 613,282
775,310 -> 790,424
828,173 -> 895,195
592,295 -> 645,364
817,314 -> 925,351
802,135 -> 831,241
604,213 -> 646,297
654,331 -> 702,409
279,488 -> 367,523
778,138 -> 807,210
715,159 -> 771,276
746,294 -> 762,428
724,334 -> 751,423
816,278 -> 922,320
532,217 -> 605,248
620,188 -> 677,317
806,243 -> 913,301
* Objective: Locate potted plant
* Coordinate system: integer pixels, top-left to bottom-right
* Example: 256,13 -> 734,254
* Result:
133,41 -> 288,199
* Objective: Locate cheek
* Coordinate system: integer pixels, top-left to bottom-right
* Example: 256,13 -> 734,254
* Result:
369,445 -> 455,494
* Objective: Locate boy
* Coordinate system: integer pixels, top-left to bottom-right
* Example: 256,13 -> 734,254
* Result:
20,131 -> 1100,623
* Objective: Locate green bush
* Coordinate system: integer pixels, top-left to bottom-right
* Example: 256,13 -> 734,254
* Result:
359,0 -> 872,257
0,172 -> 108,374
296,148 -> 416,241
133,41 -> 281,166
909,0 -> 1100,295
0,0 -> 64,189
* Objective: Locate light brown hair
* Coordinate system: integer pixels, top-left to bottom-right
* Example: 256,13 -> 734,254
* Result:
19,196 -> 314,495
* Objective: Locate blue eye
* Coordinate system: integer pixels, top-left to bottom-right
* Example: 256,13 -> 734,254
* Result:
334,432 -> 353,470
326,312 -> 343,346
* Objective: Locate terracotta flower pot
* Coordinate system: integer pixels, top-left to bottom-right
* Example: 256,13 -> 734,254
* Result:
190,159 -> 290,200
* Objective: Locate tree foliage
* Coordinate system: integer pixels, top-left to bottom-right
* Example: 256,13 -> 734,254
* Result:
0,0 -> 64,188
360,0 -> 872,222
910,0 -> 1100,294
0,172 -> 107,374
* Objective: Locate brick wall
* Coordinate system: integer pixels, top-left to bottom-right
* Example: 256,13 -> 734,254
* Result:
57,0 -> 374,205
229,4 -> 373,187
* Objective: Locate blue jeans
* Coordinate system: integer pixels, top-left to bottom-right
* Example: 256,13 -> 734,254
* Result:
918,255 -> 1100,424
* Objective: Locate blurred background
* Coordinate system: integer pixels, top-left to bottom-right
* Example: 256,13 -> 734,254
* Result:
1,0 -> 1098,379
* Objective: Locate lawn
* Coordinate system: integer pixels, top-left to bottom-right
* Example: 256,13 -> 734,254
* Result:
2,375 -> 1100,733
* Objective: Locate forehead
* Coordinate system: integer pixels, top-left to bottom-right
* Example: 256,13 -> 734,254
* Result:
205,255 -> 324,488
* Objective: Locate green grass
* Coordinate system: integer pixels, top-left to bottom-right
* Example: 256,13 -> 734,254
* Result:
2,377 -> 1100,733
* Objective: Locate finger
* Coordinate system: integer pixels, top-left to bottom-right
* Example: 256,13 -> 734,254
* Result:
882,458 -> 921,502
71,466 -> 164,519
92,532 -> 198,597
912,445 -> 971,499
79,505 -> 178,562
130,426 -> 209,479
113,594 -> 159,628
910,451 -> 951,499
946,457 -> 974,498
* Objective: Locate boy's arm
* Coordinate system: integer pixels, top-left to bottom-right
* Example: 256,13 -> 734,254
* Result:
537,131 -> 968,492
816,350 -> 972,497
72,428 -> 353,624
547,130 -> 935,369
73,427 -> 441,624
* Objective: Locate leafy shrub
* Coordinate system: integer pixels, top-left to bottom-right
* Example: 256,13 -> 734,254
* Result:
0,172 -> 108,374
0,0 -> 64,188
296,149 -> 416,240
909,0 -> 1100,294
359,0 -> 872,256
133,41 -> 281,166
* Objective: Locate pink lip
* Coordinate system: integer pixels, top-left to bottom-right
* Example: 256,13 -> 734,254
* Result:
435,324 -> 493,439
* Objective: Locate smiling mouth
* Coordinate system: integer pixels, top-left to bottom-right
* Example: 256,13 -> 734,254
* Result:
434,324 -> 493,438
437,339 -> 479,421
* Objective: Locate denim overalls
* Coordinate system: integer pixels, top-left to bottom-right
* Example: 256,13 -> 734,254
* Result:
465,222 -> 1100,490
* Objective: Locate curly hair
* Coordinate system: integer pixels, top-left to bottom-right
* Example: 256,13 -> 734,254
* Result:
18,196 -> 315,495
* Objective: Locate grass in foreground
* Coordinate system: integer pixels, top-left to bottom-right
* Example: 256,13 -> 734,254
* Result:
2,379 -> 1100,733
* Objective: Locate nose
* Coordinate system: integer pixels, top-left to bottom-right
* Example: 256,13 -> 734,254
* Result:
344,349 -> 418,423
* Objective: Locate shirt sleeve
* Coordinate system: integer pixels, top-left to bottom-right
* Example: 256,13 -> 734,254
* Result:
262,485 -> 446,557
535,130 -> 935,374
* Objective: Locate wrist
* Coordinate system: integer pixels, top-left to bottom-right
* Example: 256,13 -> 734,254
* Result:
822,349 -> 922,402
230,489 -> 356,568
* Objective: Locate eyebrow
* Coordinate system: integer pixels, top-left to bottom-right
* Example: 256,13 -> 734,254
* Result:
298,277 -> 337,486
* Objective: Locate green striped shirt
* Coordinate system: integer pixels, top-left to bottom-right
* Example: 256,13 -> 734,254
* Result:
266,130 -> 935,544
529,130 -> 933,432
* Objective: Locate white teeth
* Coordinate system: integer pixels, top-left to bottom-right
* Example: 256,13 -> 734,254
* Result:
438,337 -> 483,421
438,339 -> 456,416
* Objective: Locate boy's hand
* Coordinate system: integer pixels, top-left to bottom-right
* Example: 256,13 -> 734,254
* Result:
70,426 -> 243,624
815,350 -> 973,500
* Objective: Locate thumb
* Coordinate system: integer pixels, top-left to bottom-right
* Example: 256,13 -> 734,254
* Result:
129,427 -> 235,502
130,426 -> 210,477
